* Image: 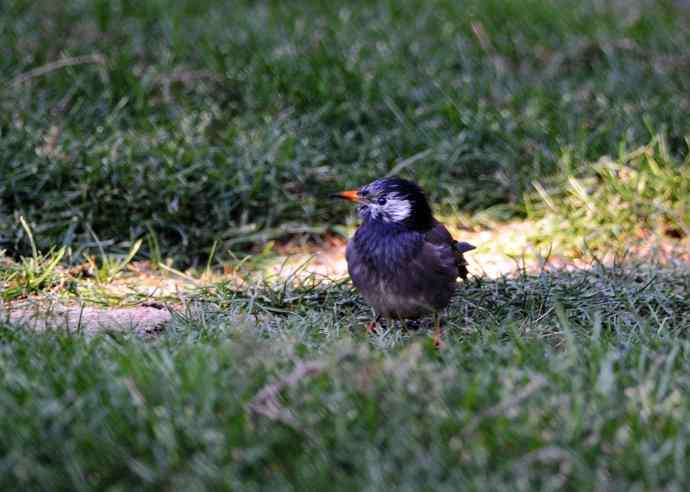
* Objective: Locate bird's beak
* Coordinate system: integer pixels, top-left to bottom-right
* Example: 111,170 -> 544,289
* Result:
330,190 -> 361,203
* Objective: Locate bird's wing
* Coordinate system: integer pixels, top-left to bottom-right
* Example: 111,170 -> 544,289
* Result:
425,221 -> 476,280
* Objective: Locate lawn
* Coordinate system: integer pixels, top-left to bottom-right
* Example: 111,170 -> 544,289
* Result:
1,0 -> 690,490
2,0 -> 689,261
3,264 -> 690,490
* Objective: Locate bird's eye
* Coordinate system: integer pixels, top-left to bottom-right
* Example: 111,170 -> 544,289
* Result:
360,189 -> 369,196
377,197 -> 387,206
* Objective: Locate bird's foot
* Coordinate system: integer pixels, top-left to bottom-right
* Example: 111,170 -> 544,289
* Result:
367,319 -> 381,335
432,312 -> 445,349
366,314 -> 383,335
432,333 -> 445,350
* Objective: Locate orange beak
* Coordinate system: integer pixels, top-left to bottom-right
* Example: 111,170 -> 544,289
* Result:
330,190 -> 361,203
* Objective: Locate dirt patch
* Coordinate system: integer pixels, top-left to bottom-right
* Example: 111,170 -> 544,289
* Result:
262,221 -> 690,280
3,304 -> 172,336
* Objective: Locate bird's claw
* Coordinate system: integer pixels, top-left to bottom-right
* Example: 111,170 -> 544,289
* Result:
432,313 -> 445,349
432,334 -> 445,350
366,320 -> 380,335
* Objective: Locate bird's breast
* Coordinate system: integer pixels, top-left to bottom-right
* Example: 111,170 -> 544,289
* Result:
351,225 -> 423,276
346,226 -> 455,319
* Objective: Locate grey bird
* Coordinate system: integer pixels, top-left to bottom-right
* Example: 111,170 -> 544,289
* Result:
332,177 -> 476,346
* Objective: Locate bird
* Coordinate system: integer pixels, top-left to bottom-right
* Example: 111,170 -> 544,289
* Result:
332,177 -> 476,346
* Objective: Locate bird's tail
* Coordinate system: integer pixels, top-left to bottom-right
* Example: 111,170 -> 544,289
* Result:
454,241 -> 476,280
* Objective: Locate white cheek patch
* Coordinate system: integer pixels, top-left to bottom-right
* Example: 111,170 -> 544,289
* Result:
381,194 -> 411,223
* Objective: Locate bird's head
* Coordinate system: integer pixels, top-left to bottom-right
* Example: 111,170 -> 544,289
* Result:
331,177 -> 433,230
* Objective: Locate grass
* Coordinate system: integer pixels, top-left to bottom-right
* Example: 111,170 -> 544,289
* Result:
3,264 -> 690,490
528,134 -> 690,256
2,0 -> 690,263
2,0 -> 690,489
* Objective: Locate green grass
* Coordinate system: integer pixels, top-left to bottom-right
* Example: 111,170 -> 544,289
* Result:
3,1 -> 690,489
2,0 -> 689,263
528,134 -> 690,256
2,264 -> 690,490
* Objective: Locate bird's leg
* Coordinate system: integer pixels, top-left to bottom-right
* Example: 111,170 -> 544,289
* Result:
367,314 -> 382,335
432,311 -> 445,349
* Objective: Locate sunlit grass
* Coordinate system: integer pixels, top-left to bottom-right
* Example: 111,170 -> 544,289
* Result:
528,135 -> 690,256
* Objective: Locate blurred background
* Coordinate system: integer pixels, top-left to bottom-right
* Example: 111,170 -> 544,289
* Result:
1,0 -> 689,267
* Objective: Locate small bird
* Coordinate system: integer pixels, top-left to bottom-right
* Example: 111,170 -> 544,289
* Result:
332,177 -> 475,346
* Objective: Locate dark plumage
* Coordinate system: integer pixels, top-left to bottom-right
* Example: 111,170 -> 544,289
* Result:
332,177 -> 476,344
